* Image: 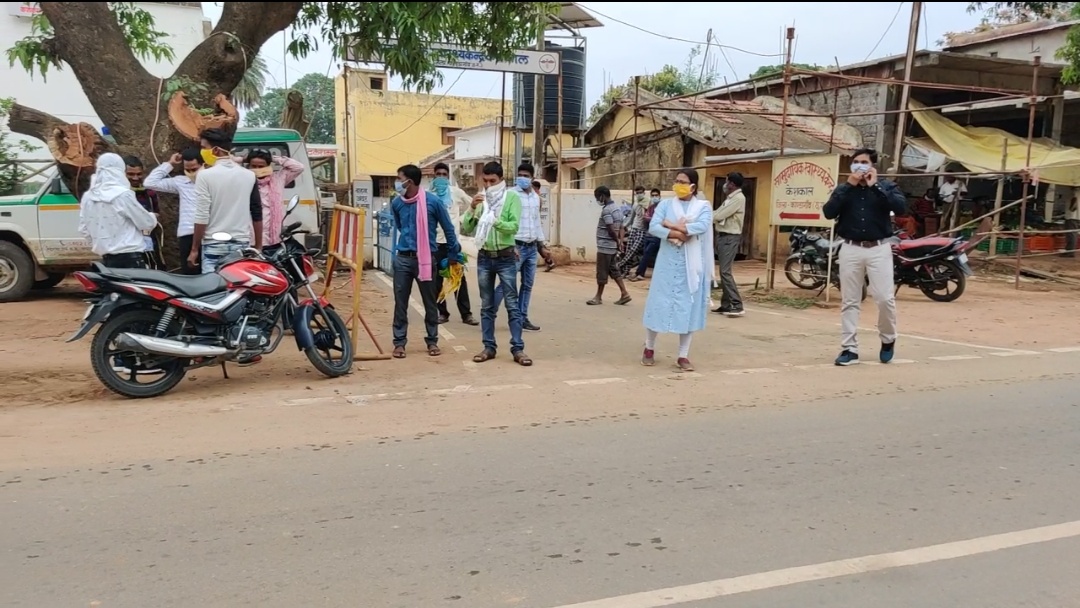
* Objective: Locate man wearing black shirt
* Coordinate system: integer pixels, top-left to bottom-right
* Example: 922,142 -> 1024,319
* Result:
822,148 -> 907,366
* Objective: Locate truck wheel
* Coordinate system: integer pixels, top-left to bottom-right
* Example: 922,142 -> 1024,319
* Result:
33,272 -> 66,290
0,241 -> 34,302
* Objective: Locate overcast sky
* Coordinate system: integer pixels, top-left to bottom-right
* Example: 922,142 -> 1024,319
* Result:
203,2 -> 988,105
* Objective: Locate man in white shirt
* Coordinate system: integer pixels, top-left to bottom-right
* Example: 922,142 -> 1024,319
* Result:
430,162 -> 478,325
145,147 -> 204,274
712,172 -> 747,317
78,153 -> 159,269
938,175 -> 966,206
493,162 -> 544,332
1064,195 -> 1079,258
189,128 -> 263,273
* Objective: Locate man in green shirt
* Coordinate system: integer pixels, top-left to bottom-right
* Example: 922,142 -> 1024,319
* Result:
460,161 -> 532,366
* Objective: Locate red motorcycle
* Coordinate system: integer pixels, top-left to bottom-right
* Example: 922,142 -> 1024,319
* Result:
889,234 -> 972,302
67,196 -> 353,398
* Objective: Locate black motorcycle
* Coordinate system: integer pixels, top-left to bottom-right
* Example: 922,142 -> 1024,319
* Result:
784,228 -> 866,300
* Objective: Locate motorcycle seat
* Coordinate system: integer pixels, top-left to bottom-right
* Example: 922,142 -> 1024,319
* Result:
813,239 -> 840,252
90,263 -> 227,297
894,237 -> 956,259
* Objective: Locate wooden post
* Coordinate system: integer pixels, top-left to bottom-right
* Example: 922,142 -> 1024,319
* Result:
1014,56 -> 1041,289
766,26 -> 794,291
889,1 -> 922,173
342,65 -> 354,203
988,140 -> 1008,260
632,75 -> 640,190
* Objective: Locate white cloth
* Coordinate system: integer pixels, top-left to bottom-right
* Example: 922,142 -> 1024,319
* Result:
475,182 -> 507,245
939,180 -> 965,203
436,185 -> 470,245
663,196 -> 714,294
78,153 -> 158,256
144,162 -> 198,237
514,187 -> 545,243
194,158 -> 257,242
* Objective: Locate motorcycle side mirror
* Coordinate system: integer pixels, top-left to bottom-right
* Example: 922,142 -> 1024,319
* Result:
285,195 -> 300,215
210,232 -> 233,242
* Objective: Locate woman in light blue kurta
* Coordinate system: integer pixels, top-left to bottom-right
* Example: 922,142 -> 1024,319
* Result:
641,168 -> 714,371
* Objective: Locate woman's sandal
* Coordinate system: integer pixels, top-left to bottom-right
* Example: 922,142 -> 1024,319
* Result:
392,346 -> 406,359
512,351 -> 533,367
472,349 -> 495,363
427,345 -> 441,357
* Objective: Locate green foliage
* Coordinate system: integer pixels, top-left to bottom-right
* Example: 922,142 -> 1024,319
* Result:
0,98 -> 39,195
965,2 -> 1080,83
6,3 -> 173,81
587,45 -> 720,127
232,55 -> 270,111
750,63 -> 824,79
161,76 -> 215,116
244,73 -> 336,144
290,2 -> 559,92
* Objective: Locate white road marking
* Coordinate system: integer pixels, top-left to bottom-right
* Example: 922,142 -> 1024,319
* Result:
453,345 -> 468,352
649,372 -> 703,380
862,358 -> 917,366
895,332 -> 1023,353
1047,346 -> 1080,353
281,396 -> 337,406
345,383 -> 532,404
721,368 -> 778,375
988,350 -> 1041,357
548,519 -> 1080,608
929,355 -> 983,361
564,377 -> 627,386
374,273 -> 455,341
794,364 -> 835,371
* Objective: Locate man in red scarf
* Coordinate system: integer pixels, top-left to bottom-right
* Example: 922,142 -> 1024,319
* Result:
390,164 -> 461,359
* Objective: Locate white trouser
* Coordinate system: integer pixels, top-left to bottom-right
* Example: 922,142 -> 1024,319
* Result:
838,242 -> 897,354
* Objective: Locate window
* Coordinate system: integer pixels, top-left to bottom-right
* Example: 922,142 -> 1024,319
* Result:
989,51 -> 999,58
446,113 -> 457,122
373,176 -> 397,198
441,127 -> 460,145
369,77 -> 384,90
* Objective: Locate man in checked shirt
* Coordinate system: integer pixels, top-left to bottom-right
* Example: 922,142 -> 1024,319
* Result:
493,162 -> 544,332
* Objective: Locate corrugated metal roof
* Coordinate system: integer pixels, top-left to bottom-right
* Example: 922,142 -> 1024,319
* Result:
619,89 -> 854,154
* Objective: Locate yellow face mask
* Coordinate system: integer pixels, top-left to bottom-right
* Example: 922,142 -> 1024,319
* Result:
184,170 -> 199,180
672,183 -> 693,199
200,148 -> 218,167
251,166 -> 273,179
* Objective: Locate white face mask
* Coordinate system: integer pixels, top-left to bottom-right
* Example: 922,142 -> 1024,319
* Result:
850,162 -> 872,175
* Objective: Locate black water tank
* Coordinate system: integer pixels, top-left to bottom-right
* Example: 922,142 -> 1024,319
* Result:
514,43 -> 586,132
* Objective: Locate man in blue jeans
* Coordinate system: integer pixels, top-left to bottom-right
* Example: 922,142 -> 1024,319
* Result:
460,161 -> 532,366
493,162 -> 543,331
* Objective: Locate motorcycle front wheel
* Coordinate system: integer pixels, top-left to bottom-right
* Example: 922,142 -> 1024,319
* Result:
303,306 -> 354,377
784,257 -> 825,289
89,308 -> 187,398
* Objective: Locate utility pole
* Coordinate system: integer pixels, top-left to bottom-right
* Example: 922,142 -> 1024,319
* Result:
890,1 -> 922,173
530,15 -> 546,172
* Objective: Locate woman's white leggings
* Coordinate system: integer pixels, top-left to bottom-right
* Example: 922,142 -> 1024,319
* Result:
645,330 -> 693,358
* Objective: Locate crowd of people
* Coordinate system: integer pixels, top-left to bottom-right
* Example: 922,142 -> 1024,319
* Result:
78,128 -> 307,275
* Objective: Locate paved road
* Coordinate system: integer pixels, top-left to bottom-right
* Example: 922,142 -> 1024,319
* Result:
3,374 -> 1078,608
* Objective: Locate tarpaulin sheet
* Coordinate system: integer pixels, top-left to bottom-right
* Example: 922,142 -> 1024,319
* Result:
908,99 -> 1080,187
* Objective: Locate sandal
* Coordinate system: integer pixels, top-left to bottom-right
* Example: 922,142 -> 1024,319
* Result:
472,349 -> 496,363
427,345 -> 441,357
586,299 -> 602,306
392,346 -> 406,359
512,351 -> 533,367
615,295 -> 632,305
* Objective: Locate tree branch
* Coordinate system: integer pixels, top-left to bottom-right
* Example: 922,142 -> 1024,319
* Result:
38,2 -> 154,140
175,2 -> 304,94
6,102 -> 68,143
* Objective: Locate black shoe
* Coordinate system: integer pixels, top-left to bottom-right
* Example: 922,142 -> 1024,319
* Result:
461,315 -> 479,326
834,350 -> 859,366
437,315 -> 450,324
523,321 -> 541,332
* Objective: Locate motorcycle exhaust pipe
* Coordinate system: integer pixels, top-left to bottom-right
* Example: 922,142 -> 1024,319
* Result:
116,333 -> 229,357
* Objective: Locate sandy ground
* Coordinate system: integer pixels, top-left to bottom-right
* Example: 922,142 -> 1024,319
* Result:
1,258 -> 1078,474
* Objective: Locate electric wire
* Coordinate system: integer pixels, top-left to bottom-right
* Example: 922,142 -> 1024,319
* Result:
357,69 -> 467,143
865,2 -> 906,61
577,3 -> 783,57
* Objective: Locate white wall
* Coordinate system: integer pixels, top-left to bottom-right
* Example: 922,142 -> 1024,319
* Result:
948,29 -> 1070,62
452,125 -> 498,161
538,188 -> 676,263
2,2 -> 209,153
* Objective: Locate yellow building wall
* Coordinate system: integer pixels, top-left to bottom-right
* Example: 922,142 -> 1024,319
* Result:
336,68 -> 510,178
590,105 -> 663,144
699,158 -> 776,261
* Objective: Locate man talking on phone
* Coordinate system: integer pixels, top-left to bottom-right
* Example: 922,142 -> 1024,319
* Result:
822,148 -> 907,366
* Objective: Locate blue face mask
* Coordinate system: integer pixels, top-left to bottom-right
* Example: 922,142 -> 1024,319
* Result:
432,176 -> 449,195
515,177 -> 532,190
393,180 -> 405,195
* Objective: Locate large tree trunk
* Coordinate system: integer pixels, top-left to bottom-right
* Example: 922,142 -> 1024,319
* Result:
7,2 -> 304,266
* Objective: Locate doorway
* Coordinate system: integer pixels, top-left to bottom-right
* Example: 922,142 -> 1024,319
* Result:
713,176 -> 756,259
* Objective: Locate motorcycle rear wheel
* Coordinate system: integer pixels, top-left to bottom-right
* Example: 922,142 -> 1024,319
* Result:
918,259 -> 966,302
784,257 -> 825,289
303,306 -> 354,377
89,308 -> 188,398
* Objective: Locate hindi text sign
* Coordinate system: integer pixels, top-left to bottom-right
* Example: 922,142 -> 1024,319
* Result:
345,38 -> 560,76
770,154 -> 840,228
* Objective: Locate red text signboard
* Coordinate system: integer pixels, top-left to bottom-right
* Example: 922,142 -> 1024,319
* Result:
770,154 -> 840,228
